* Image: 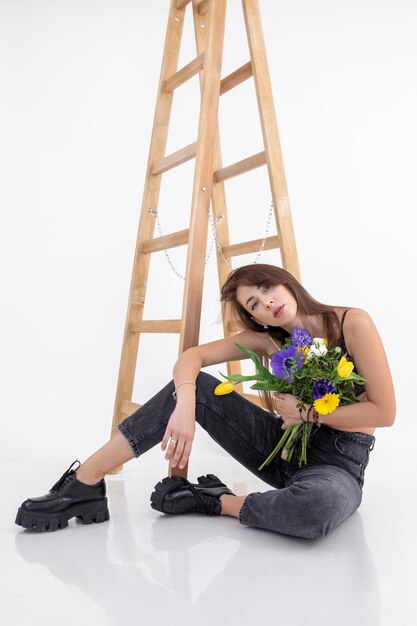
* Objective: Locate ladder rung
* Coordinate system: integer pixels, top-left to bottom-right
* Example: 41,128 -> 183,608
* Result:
220,62 -> 253,95
197,0 -> 209,15
131,320 -> 182,334
175,0 -> 208,12
121,400 -> 141,416
142,229 -> 189,254
164,53 -> 205,93
152,142 -> 197,175
213,151 -> 266,182
222,235 -> 280,258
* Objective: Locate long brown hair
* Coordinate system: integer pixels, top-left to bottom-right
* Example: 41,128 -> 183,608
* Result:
220,264 -> 346,414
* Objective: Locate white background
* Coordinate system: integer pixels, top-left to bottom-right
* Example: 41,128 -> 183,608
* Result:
1,1 -> 417,624
1,0 -> 415,462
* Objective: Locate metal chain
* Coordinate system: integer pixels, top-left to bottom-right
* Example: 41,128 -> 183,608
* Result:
210,200 -> 274,269
149,209 -> 218,280
149,200 -> 274,280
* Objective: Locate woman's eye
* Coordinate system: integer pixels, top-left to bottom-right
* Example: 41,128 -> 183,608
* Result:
251,301 -> 258,311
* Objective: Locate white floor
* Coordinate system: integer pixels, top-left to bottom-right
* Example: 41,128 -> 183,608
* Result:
2,432 -> 415,626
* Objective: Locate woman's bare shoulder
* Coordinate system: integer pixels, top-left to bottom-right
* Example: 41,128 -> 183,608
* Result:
341,307 -> 378,356
342,307 -> 374,337
342,308 -> 396,421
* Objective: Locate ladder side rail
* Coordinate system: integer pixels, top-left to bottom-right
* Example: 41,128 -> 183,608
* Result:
178,0 -> 228,354
163,0 -> 229,479
242,0 -> 300,280
162,0 -> 236,479
192,0 -> 245,394
110,0 -> 185,440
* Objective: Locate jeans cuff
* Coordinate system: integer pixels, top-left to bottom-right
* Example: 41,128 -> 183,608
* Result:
238,493 -> 254,526
117,423 -> 140,457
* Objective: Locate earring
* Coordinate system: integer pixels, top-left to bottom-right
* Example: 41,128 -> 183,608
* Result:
262,323 -> 269,329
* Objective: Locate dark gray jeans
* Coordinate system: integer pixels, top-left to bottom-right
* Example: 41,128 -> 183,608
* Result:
118,371 -> 375,539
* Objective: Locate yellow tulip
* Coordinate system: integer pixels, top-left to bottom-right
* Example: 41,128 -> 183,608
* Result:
298,347 -> 311,364
338,356 -> 354,378
214,381 -> 235,396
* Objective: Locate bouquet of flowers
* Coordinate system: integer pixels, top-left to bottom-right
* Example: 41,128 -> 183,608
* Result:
214,327 -> 366,469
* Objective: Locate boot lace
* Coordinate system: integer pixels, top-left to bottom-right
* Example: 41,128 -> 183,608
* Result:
185,482 -> 219,515
49,460 -> 81,492
198,493 -> 219,515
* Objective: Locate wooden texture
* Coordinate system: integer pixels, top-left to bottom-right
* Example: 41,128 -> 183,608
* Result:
164,53 -> 205,92
220,61 -> 252,95
152,142 -> 197,175
178,0 -> 227,355
141,229 -> 189,254
111,0 -> 301,476
121,400 -> 141,416
222,234 -> 280,258
242,0 -> 300,280
197,0 -> 210,16
176,0 -> 192,9
131,320 -> 182,334
110,0 -> 184,446
213,150 -> 266,182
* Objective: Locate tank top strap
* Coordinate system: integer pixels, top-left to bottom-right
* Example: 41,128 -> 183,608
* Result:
341,308 -> 351,327
339,308 -> 365,396
340,308 -> 353,351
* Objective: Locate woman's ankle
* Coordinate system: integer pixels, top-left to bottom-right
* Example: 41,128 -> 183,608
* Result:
220,494 -> 246,517
75,466 -> 106,485
74,432 -> 135,485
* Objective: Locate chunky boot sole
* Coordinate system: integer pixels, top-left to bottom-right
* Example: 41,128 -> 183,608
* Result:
150,474 -> 231,515
150,476 -> 188,514
15,498 -> 110,531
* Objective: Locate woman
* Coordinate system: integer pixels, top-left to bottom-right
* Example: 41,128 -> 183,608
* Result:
16,264 -> 396,538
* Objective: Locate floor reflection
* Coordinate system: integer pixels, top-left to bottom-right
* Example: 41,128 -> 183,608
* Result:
15,478 -> 380,625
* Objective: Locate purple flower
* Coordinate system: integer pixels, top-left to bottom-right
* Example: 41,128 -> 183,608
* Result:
271,345 -> 306,383
291,327 -> 312,348
313,379 -> 336,399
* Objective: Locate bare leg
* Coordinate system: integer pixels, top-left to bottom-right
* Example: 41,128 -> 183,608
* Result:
75,431 -> 135,485
220,494 -> 246,518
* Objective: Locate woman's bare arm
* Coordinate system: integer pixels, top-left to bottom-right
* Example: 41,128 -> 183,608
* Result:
320,309 -> 396,429
172,329 -> 271,401
162,330 -> 271,469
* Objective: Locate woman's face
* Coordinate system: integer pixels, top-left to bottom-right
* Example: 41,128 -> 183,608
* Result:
236,283 -> 298,331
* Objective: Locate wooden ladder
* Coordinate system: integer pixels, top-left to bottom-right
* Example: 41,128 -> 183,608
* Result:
110,0 -> 300,476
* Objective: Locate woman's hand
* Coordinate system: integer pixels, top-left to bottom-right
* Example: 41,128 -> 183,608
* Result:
161,403 -> 196,469
274,392 -> 308,430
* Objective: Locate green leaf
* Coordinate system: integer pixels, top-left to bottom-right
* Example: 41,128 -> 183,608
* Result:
234,342 -> 273,380
250,381 -> 278,390
219,372 -> 265,383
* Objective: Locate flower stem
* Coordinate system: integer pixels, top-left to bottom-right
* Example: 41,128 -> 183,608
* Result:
258,423 -> 303,471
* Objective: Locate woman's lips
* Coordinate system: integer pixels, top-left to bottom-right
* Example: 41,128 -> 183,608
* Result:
273,305 -> 285,318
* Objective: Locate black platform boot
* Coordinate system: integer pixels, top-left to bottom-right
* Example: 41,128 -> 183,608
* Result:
15,460 -> 110,531
150,474 -> 235,516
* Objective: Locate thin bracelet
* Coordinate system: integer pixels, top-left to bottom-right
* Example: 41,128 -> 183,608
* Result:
172,380 -> 196,400
300,405 -> 320,424
311,407 -> 320,424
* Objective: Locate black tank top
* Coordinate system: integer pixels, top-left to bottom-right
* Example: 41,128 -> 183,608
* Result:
339,308 -> 366,396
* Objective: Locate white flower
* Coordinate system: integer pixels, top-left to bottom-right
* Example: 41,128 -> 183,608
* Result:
307,338 -> 328,357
